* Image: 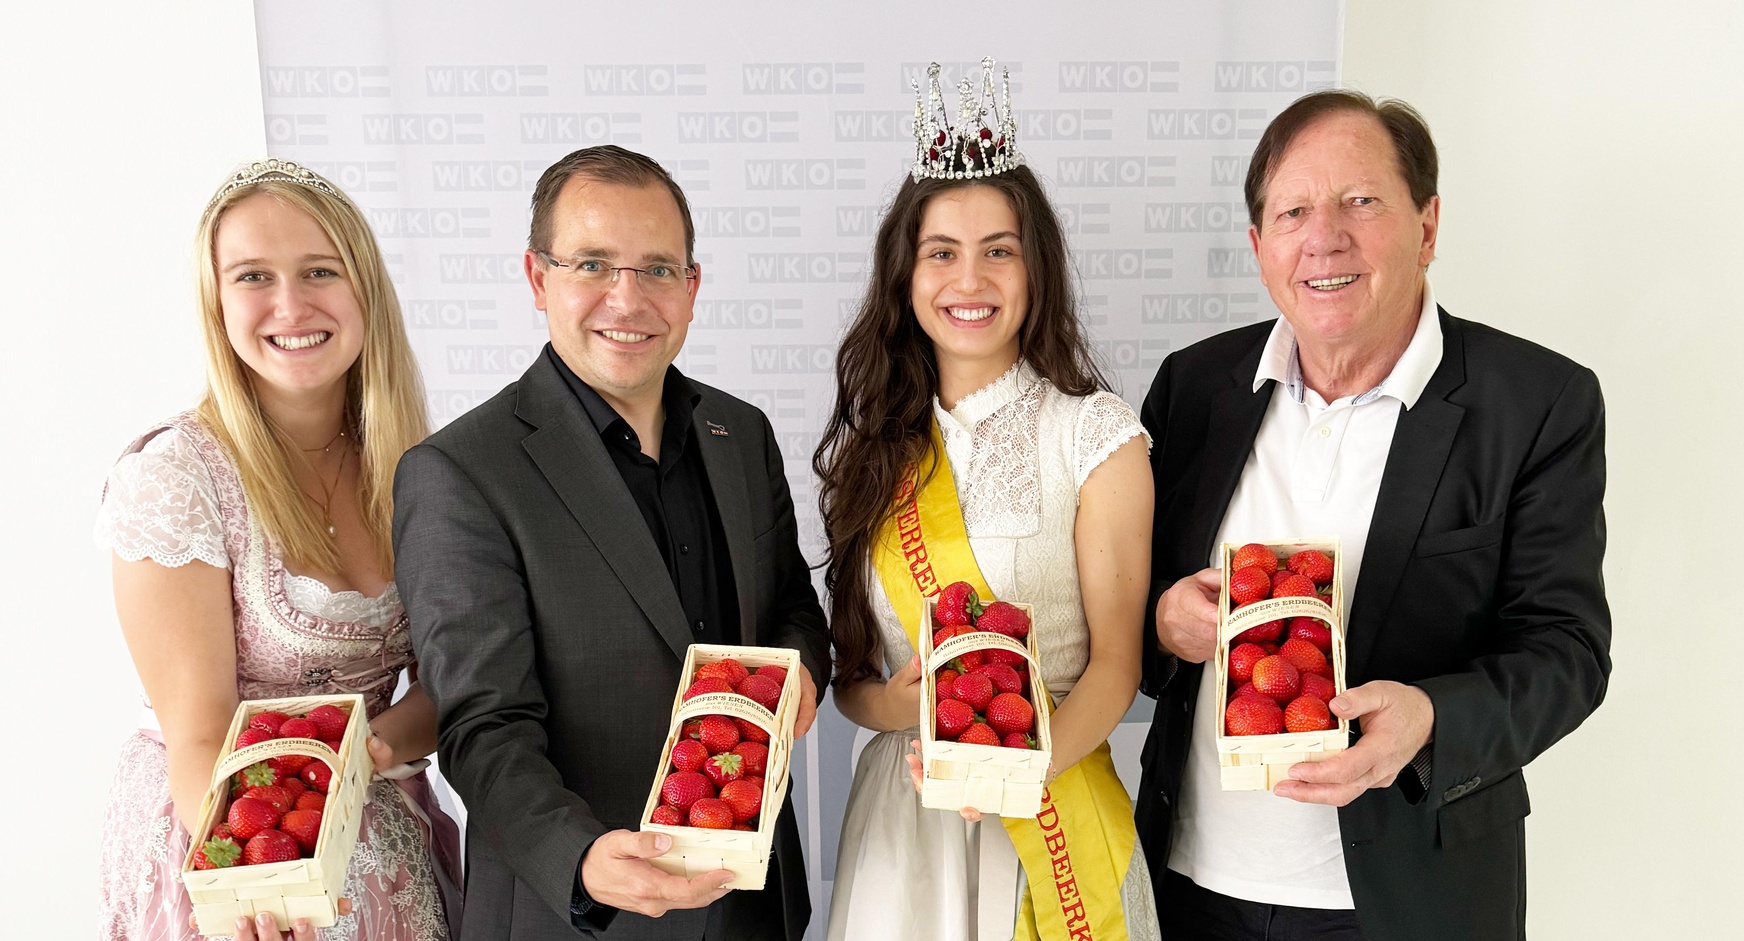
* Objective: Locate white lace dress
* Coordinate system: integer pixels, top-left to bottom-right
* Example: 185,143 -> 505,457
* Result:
826,363 -> 1160,941
93,413 -> 460,941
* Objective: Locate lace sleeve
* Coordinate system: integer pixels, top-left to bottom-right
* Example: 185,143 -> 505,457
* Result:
94,428 -> 231,570
1074,391 -> 1151,491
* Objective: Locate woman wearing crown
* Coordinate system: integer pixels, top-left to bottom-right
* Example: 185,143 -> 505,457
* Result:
816,61 -> 1161,941
95,161 -> 458,940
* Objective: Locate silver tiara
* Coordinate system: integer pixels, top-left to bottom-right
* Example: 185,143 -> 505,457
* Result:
910,57 -> 1024,182
208,158 -> 343,209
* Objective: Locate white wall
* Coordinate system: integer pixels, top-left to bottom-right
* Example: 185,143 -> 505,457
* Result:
1,2 -> 1736,935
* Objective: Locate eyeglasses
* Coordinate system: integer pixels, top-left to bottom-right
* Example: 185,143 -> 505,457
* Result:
535,250 -> 697,296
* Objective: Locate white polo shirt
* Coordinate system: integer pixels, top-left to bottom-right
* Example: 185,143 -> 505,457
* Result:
1166,282 -> 1443,909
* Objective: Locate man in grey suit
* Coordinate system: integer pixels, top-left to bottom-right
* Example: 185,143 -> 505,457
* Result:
394,145 -> 831,940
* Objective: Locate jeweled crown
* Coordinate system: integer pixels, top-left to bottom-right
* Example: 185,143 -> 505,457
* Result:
208,158 -> 344,209
911,57 -> 1024,181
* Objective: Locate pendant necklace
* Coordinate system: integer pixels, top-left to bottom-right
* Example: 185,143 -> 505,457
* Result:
301,428 -> 349,536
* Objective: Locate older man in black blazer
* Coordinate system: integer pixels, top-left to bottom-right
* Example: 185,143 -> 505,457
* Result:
394,146 -> 829,940
1135,92 -> 1610,939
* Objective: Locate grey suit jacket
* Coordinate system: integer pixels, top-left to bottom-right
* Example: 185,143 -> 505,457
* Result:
394,351 -> 830,940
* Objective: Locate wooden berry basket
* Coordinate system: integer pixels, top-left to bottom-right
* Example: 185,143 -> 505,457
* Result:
918,598 -> 1054,818
639,644 -> 802,891
1215,538 -> 1349,791
181,693 -> 371,935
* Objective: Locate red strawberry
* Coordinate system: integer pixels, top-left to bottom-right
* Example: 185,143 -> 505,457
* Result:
304,704 -> 350,741
1318,592 -> 1334,607
733,823 -> 755,831
735,674 -> 784,712
985,693 -> 1034,737
277,717 -> 319,740
932,623 -> 964,650
1287,617 -> 1333,654
1272,574 -> 1318,598
1231,543 -> 1280,574
280,809 -> 322,852
294,791 -> 326,813
1278,637 -> 1328,676
235,727 -> 274,750
981,647 -> 1028,671
299,761 -> 333,795
694,659 -> 750,686
956,722 -> 1000,746
1284,696 -> 1335,733
681,719 -> 704,740
1224,695 -> 1284,736
1230,681 -> 1267,702
734,717 -> 771,745
194,831 -> 242,869
670,739 -> 709,774
1228,566 -> 1272,605
698,715 -> 741,755
320,738 -> 345,754
1250,655 -> 1302,703
683,677 -> 734,701
1227,642 -> 1267,684
270,754 -> 314,777
661,771 -> 714,811
688,798 -> 735,829
950,672 -> 995,712
242,785 -> 293,816
756,665 -> 788,686
704,752 -> 745,788
242,829 -> 300,866
731,741 -> 769,777
949,647 -> 986,673
934,581 -> 981,627
1001,732 -> 1036,750
238,761 -> 286,789
934,698 -> 976,739
248,711 -> 291,735
650,804 -> 684,826
974,662 -> 1024,695
1230,619 -> 1285,646
719,778 -> 763,823
1286,549 -> 1335,586
1300,671 -> 1336,704
227,796 -> 279,840
935,668 -> 960,702
280,777 -> 306,801
977,602 -> 1031,641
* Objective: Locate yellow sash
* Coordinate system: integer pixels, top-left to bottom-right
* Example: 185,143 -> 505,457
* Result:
872,422 -> 1138,941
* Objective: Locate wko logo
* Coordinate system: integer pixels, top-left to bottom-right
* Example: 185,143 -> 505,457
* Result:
748,253 -> 867,284
427,65 -> 548,97
1141,293 -> 1262,324
304,161 -> 397,193
1147,109 -> 1269,141
427,389 -> 496,425
670,159 -> 710,192
1207,248 -> 1262,279
1144,203 -> 1246,233
407,299 -> 501,330
584,64 -> 706,96
734,388 -> 808,422
363,114 -> 485,146
674,343 -> 717,375
432,161 -> 544,192
1022,109 -> 1113,141
437,254 -> 526,284
678,112 -> 799,144
833,111 -> 910,142
1093,337 -> 1171,373
834,206 -> 878,237
367,208 -> 490,240
1058,61 -> 1180,93
1056,204 -> 1111,235
266,114 -> 328,146
444,344 -> 542,375
696,299 -> 805,331
263,67 -> 388,98
520,113 -> 642,144
750,345 -> 836,374
693,207 -> 800,239
1056,156 -> 1176,188
899,62 -> 1023,94
1209,156 -> 1251,188
1072,248 -> 1173,281
745,159 -> 865,191
744,63 -> 864,94
1212,61 -> 1337,93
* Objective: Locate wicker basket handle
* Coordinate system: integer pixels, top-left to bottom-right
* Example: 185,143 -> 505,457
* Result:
671,692 -> 779,738
1219,596 -> 1337,645
924,630 -> 1039,676
210,738 -> 345,789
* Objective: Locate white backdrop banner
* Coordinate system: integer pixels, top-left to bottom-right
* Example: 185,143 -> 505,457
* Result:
254,0 -> 1341,928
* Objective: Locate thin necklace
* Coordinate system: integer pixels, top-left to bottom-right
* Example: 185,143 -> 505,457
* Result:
303,429 -> 349,536
300,428 -> 346,453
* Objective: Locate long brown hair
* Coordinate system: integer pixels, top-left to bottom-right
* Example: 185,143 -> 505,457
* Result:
813,166 -> 1106,688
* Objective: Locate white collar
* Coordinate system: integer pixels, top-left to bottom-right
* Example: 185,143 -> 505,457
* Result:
1254,278 -> 1443,409
936,360 -> 1041,430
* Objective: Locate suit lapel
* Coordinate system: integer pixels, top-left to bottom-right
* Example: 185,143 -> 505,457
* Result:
1344,311 -> 1468,680
692,398 -> 757,645
515,356 -> 696,661
1188,340 -> 1272,566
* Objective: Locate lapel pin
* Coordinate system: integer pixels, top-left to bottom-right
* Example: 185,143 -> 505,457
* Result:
706,421 -> 730,437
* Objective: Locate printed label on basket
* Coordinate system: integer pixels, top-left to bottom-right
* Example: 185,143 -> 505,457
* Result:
214,738 -> 343,782
673,692 -> 778,738
1221,596 -> 1335,644
927,631 -> 1036,672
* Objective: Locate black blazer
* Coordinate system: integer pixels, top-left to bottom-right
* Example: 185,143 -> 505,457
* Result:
1134,310 -> 1611,940
393,352 -> 830,940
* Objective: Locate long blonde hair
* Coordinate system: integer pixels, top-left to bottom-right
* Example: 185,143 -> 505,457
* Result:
193,168 -> 427,576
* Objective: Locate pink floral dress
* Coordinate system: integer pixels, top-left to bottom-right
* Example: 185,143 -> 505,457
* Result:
94,413 -> 460,940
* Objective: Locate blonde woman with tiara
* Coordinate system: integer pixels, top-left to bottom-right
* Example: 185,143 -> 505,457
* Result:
95,160 -> 458,941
